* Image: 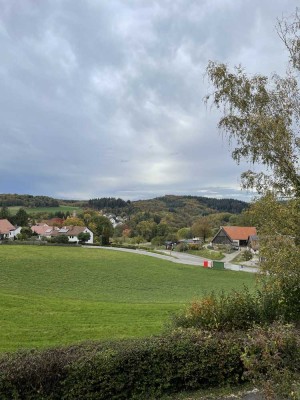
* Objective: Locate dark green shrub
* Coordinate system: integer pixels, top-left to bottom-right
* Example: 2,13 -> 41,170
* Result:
49,235 -> 69,244
242,250 -> 253,261
1,326 -> 299,399
175,242 -> 188,252
78,232 -> 91,244
0,332 -> 244,400
62,331 -> 244,400
0,346 -> 82,399
151,236 -> 165,246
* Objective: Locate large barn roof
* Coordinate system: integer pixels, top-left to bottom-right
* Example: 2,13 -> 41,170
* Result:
222,226 -> 257,241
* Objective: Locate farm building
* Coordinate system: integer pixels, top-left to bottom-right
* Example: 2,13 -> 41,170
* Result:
211,226 -> 257,247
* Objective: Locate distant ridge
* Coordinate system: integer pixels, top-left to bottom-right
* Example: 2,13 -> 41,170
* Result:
1,193 -> 248,212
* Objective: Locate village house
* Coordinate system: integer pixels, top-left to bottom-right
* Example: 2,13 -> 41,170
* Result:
211,226 -> 257,248
31,224 -> 54,239
0,219 -> 21,240
31,224 -> 94,244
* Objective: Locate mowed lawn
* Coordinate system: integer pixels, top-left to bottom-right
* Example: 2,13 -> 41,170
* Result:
0,246 -> 255,352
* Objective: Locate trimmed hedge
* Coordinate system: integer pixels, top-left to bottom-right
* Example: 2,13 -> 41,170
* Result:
0,330 -> 243,400
0,326 -> 299,399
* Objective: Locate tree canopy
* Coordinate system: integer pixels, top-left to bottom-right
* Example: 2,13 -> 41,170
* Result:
206,9 -> 300,320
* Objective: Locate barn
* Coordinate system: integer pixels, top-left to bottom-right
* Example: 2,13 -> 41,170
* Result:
211,226 -> 257,248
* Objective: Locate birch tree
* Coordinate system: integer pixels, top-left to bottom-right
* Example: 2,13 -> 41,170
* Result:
206,10 -> 300,321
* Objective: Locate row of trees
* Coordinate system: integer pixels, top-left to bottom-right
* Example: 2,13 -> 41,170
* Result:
88,197 -> 130,210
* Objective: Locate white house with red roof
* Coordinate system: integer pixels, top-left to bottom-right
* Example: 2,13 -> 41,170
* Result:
0,219 -> 21,239
31,224 -> 93,243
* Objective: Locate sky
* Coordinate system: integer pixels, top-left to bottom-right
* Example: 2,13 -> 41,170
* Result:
0,0 -> 298,201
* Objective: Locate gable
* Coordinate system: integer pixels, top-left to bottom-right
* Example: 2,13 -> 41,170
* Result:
211,227 -> 232,244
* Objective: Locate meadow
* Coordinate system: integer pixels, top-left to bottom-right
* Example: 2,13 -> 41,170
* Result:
0,245 -> 255,352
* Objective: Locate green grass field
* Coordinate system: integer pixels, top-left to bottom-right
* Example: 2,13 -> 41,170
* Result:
0,246 -> 255,352
8,205 -> 81,216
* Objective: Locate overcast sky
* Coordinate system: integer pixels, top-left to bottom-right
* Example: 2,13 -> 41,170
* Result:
0,0 -> 298,201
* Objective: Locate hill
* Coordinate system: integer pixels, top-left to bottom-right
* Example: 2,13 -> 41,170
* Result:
0,194 -> 59,208
132,195 -> 247,214
1,193 -> 248,230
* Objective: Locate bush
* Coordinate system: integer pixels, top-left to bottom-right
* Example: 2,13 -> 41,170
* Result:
151,236 -> 165,246
49,235 -> 69,244
171,280 -> 300,333
188,243 -> 203,251
0,331 -> 244,400
1,325 -> 299,399
171,288 -> 260,331
0,346 -> 80,400
242,250 -> 253,261
242,323 -> 300,399
175,242 -> 188,252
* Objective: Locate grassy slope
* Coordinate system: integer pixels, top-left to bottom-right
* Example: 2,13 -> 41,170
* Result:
0,246 -> 255,352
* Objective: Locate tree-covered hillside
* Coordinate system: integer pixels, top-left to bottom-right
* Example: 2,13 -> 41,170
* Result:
0,194 -> 59,208
125,195 -> 248,230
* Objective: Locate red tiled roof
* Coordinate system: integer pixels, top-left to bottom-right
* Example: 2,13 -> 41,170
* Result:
46,218 -> 64,226
50,226 -> 87,236
222,226 -> 257,241
31,224 -> 53,235
0,219 -> 16,234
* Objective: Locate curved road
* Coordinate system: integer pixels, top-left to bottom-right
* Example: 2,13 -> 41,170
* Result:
83,246 -> 258,274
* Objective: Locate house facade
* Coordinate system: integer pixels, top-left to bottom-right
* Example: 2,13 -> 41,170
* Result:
247,234 -> 259,253
0,219 -> 21,239
211,226 -> 257,247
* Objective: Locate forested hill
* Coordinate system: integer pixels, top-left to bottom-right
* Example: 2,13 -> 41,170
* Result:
0,194 -> 59,207
1,193 -> 248,219
132,195 -> 248,215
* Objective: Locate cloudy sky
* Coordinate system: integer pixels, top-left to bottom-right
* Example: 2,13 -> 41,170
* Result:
0,0 -> 298,201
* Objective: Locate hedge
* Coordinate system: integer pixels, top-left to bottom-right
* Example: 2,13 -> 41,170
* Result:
0,325 -> 299,399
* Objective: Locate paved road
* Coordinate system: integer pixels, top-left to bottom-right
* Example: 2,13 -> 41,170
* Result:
83,246 -> 258,274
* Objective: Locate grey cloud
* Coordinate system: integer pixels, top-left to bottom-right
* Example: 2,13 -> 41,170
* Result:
0,0 -> 298,201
